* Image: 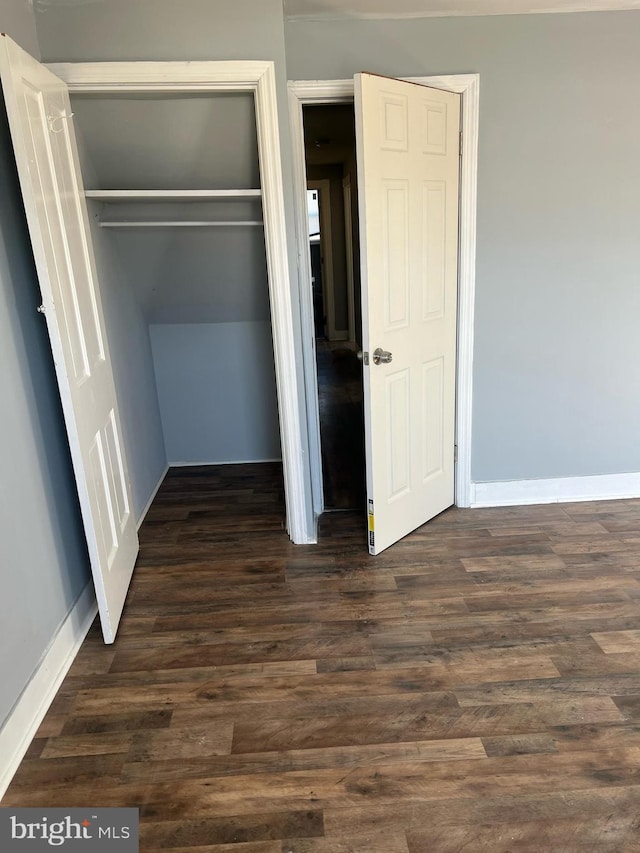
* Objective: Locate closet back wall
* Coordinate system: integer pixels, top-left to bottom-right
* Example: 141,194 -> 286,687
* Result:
71,93 -> 281,469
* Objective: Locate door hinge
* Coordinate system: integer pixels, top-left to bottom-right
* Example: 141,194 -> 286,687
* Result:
454,444 -> 458,463
37,304 -> 46,314
459,131 -> 463,157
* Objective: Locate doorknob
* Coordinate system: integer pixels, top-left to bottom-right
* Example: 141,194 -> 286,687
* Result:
373,348 -> 393,365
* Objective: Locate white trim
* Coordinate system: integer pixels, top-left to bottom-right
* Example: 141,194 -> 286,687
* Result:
288,74 -> 478,514
289,86 -> 324,516
168,458 -> 283,467
284,3 -> 638,22
0,583 -> 97,801
47,60 -> 311,545
470,472 -> 640,508
46,60 -> 279,91
290,80 -> 355,102
136,464 -> 169,531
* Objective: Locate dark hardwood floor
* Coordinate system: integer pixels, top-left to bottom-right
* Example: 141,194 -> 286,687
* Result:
6,462 -> 640,851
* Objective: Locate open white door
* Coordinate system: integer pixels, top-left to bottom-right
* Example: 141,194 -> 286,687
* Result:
355,73 -> 460,555
0,35 -> 138,642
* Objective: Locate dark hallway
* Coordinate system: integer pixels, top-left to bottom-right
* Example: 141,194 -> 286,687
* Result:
316,339 -> 365,511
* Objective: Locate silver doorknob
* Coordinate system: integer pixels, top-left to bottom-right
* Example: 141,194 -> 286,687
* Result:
373,348 -> 393,365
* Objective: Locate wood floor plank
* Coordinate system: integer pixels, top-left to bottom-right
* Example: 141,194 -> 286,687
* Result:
69,670 -> 457,718
40,731 -> 135,759
592,630 -> 640,654
481,733 -> 558,757
120,737 -> 487,784
145,844 -> 280,853
108,635 -> 372,673
139,811 -> 324,848
230,699 -> 624,754
282,832 -> 410,853
323,785 -> 640,837
551,722 -> 640,753
127,721 -> 234,761
406,814 -> 640,853
6,464 -> 640,850
455,674 -> 640,706
100,749 -> 640,819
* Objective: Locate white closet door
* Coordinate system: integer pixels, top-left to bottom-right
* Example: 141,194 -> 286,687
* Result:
355,72 -> 460,555
0,35 -> 138,643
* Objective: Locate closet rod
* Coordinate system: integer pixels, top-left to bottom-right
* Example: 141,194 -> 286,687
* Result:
99,220 -> 264,228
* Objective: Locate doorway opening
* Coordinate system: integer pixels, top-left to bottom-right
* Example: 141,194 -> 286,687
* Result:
303,104 -> 365,512
290,75 -> 479,541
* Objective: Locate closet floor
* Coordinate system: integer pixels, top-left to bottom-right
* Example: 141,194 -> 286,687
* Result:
6,463 -> 640,851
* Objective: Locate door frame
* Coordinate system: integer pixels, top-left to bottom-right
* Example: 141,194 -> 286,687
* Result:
47,59 -> 313,544
288,75 -> 479,515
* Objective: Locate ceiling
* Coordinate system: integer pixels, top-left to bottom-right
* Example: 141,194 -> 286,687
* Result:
284,0 -> 640,19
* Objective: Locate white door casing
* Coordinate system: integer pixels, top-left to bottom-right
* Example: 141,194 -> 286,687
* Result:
355,73 -> 461,555
0,35 -> 138,643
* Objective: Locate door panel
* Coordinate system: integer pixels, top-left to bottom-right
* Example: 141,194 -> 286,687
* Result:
0,35 -> 138,642
355,73 -> 460,555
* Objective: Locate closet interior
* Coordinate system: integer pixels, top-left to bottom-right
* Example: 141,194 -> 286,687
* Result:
70,91 -> 281,520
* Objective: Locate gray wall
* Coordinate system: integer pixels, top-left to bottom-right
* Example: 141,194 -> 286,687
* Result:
71,88 -> 278,469
70,93 -> 261,190
70,93 -> 270,325
0,6 -> 90,728
31,6 -> 638,502
104,226 -> 270,324
286,11 -> 640,483
38,0 -> 315,522
150,322 -> 281,464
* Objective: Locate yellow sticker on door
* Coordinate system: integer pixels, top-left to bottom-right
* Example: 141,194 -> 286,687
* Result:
368,499 -> 375,549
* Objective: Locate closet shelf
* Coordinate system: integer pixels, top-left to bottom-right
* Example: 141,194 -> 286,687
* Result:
85,189 -> 262,201
100,220 -> 264,228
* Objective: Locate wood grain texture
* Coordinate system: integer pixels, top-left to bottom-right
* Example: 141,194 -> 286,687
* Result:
6,462 -> 640,851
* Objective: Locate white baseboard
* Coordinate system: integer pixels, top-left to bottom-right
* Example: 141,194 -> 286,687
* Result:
0,582 -> 97,801
136,464 -> 169,531
470,472 -> 640,508
168,458 -> 282,467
